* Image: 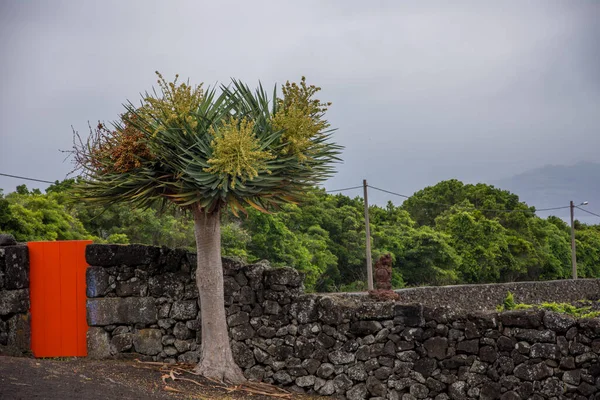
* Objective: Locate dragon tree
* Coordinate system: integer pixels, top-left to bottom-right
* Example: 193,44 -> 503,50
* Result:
71,73 -> 341,383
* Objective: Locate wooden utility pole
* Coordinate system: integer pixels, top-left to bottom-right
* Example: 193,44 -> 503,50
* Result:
570,200 -> 577,279
363,179 -> 373,290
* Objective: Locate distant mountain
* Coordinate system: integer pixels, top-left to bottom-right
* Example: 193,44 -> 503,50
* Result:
492,162 -> 600,225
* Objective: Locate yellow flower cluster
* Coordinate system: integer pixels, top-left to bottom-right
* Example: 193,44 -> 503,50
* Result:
205,118 -> 273,188
272,77 -> 331,160
142,72 -> 204,133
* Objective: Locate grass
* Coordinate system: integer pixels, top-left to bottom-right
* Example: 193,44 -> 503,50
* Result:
496,291 -> 600,319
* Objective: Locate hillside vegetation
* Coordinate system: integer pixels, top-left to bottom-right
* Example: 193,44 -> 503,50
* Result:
1,179 -> 599,292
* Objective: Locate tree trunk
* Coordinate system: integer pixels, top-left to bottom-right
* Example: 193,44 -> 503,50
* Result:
192,205 -> 246,384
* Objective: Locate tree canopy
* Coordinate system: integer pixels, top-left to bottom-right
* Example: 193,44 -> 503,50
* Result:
3,179 -> 600,291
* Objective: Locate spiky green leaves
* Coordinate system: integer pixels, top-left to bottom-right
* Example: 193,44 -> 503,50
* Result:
71,73 -> 341,215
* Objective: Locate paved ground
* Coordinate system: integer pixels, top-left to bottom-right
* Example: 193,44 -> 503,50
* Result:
0,356 -> 310,400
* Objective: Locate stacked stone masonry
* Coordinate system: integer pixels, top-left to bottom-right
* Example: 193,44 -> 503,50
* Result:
0,237 -> 31,354
86,244 -> 600,399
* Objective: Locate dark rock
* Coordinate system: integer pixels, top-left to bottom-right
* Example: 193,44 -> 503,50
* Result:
290,295 -> 318,324
0,289 -> 29,315
350,320 -> 382,336
563,369 -> 581,385
530,343 -> 559,360
0,234 -> 17,246
513,362 -> 553,381
456,339 -> 479,354
410,383 -> 429,399
263,300 -> 281,315
111,333 -> 133,353
440,355 -> 468,369
317,380 -> 336,396
316,332 -> 336,348
257,326 -> 276,339
577,381 -> 596,396
365,376 -> 386,397
543,311 -> 576,333
424,337 -> 448,360
87,327 -> 111,359
513,328 -> 556,343
273,370 -> 293,384
148,274 -> 185,299
348,363 -> 368,381
346,383 -> 368,400
480,382 -> 501,400
87,297 -> 157,325
426,377 -> 446,393
264,267 -> 302,287
316,363 -> 335,379
7,313 -> 30,351
333,374 -> 353,392
223,276 -> 240,296
86,266 -> 111,297
373,366 -> 393,380
133,329 -> 162,355
301,358 -> 320,375
328,350 -> 355,365
231,341 -> 255,368
173,322 -> 193,340
173,339 -> 192,353
498,309 -> 543,328
449,381 -> 467,399
356,301 -> 394,320
169,300 -> 198,320
227,311 -> 249,328
394,303 -> 424,327
414,358 -> 437,378
295,375 -> 315,388
497,336 -> 516,352
479,346 -> 498,363
86,244 -> 160,266
499,391 -> 520,400
115,279 -> 144,297
4,246 -> 29,289
178,351 -> 200,363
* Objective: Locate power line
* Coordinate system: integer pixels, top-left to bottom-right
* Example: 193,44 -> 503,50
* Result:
326,185 -> 363,193
367,184 -> 570,214
0,172 -> 54,184
576,206 -> 600,219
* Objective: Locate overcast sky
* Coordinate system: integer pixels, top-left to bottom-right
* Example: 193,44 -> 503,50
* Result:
1,0 -> 599,207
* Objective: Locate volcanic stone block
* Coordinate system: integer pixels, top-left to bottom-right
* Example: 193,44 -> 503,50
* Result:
4,246 -> 29,290
87,297 -> 157,326
498,310 -> 543,328
7,313 -> 30,351
86,266 -> 110,298
133,329 -> 162,355
264,267 -> 303,287
394,303 -> 424,327
0,234 -> 17,246
86,244 -> 160,266
0,289 -> 29,315
87,327 -> 111,359
170,300 -> 198,320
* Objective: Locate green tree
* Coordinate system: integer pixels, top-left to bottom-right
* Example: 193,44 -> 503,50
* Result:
0,188 -> 90,241
71,73 -> 340,382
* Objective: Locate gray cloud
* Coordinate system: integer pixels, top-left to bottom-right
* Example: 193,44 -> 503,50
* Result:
1,0 -> 598,208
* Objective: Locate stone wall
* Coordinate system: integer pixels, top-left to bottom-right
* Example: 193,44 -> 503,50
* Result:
0,237 -> 30,355
86,244 -> 600,399
394,279 -> 600,313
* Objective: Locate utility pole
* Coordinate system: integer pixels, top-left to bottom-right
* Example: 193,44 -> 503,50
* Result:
570,200 -> 577,279
363,179 -> 373,291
